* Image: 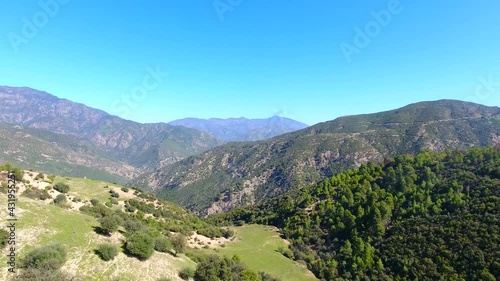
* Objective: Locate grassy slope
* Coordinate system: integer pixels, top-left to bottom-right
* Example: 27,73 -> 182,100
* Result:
54,176 -> 123,203
0,177 -> 194,281
199,224 -> 317,281
1,174 -> 311,280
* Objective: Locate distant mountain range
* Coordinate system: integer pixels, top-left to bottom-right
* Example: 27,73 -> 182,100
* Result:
131,100 -> 500,215
0,86 -> 224,181
169,117 -> 308,142
0,86 -> 309,183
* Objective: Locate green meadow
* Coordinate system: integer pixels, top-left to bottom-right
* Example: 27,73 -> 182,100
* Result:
203,224 -> 318,281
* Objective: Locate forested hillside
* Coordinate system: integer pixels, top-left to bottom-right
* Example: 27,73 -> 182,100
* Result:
208,146 -> 500,280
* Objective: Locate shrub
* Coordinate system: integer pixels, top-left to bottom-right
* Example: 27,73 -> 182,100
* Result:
125,204 -> 136,213
84,203 -> 113,218
259,271 -> 282,281
157,277 -> 172,281
45,186 -> 52,191
53,183 -> 70,193
154,237 -> 172,253
99,215 -> 123,235
54,194 -> 68,207
34,173 -> 44,181
124,219 -> 144,233
0,229 -> 9,248
178,268 -> 195,280
125,232 -> 154,260
13,168 -> 24,181
222,228 -> 234,238
110,191 -> 120,198
90,199 -> 99,206
171,235 -> 186,256
110,198 -> 119,205
47,175 -> 56,183
96,243 -> 119,261
121,187 -> 129,193
22,188 -> 51,201
19,243 -> 67,270
105,202 -> 112,207
12,268 -> 78,281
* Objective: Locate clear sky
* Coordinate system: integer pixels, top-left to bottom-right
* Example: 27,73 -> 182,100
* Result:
1,0 -> 499,125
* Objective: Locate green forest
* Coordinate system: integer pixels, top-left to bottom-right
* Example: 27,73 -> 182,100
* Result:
208,147 -> 500,280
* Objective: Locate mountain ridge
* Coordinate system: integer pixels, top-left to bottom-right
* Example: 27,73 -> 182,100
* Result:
131,99 -> 500,215
169,116 -> 309,142
0,86 -> 223,171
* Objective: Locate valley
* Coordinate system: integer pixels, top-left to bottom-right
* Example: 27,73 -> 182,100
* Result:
3,2 -> 499,280
0,169 -> 315,281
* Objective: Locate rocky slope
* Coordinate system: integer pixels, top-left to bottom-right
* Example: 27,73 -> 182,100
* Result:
0,86 -> 223,171
0,122 -> 137,184
132,100 -> 500,215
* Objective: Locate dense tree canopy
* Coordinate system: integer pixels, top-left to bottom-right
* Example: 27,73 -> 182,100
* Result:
208,147 -> 500,280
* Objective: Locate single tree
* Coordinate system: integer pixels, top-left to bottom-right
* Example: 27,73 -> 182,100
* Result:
171,234 -> 186,256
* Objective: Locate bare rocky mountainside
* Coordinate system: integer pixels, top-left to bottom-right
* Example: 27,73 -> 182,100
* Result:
169,116 -> 308,142
0,122 -> 137,184
0,86 -> 223,181
131,100 -> 500,215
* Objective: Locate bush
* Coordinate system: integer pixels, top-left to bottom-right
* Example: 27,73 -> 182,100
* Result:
171,235 -> 186,256
124,219 -> 144,233
99,215 -> 122,235
47,175 -> 56,183
154,237 -> 172,253
125,232 -> 154,260
11,268 -> 79,281
105,202 -> 112,207
110,191 -> 120,198
121,187 -> 129,193
157,277 -> 172,281
222,228 -> 234,239
259,272 -> 282,281
53,183 -> 70,193
96,243 -> 119,261
22,188 -> 51,201
90,199 -> 99,206
110,198 -> 119,205
0,229 -> 9,248
19,243 -> 67,270
81,203 -> 113,218
53,194 -> 68,207
34,173 -> 44,181
125,204 -> 136,213
178,268 -> 195,280
13,168 -> 23,181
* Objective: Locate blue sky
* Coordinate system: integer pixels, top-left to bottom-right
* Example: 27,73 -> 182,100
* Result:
1,0 -> 499,125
